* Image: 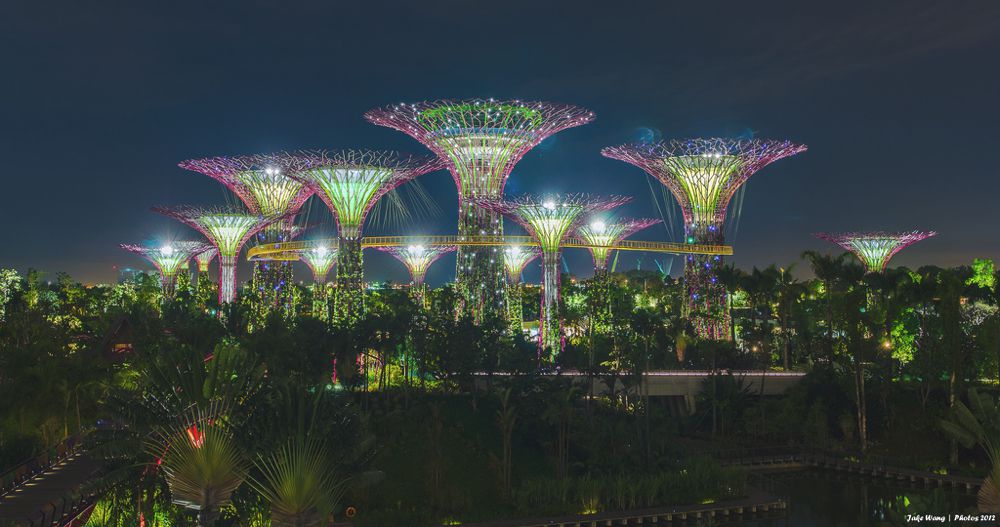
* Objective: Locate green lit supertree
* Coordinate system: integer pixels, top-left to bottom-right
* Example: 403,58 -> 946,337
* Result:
365,99 -> 594,323
179,153 -> 314,323
503,246 -> 540,334
378,244 -> 456,307
290,150 -> 441,326
576,217 -> 660,331
476,194 -> 630,358
602,138 -> 806,340
814,231 -> 937,273
120,241 -> 211,297
301,244 -> 337,322
193,247 -> 218,306
154,206 -> 284,304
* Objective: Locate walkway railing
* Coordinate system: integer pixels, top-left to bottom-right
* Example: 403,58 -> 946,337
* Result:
0,436 -> 82,498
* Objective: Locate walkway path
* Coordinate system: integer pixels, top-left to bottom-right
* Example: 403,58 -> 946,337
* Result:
0,452 -> 101,526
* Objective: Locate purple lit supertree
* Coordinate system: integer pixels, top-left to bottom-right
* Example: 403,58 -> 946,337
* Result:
193,247 -> 218,305
364,99 -> 595,322
378,244 -> 456,306
179,153 -> 314,322
602,139 -> 806,340
289,150 -> 442,326
475,194 -> 630,357
814,231 -> 937,273
503,246 -> 540,334
153,206 -> 284,304
576,217 -> 661,332
120,241 -> 210,297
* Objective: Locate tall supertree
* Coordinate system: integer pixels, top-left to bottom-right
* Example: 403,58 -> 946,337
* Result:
576,217 -> 661,331
300,244 -> 337,322
290,150 -> 441,326
364,99 -> 595,322
378,244 -> 456,306
602,138 -> 806,340
814,231 -> 937,273
179,153 -> 314,321
153,206 -> 283,304
503,246 -> 540,334
476,194 -> 630,357
120,241 -> 210,297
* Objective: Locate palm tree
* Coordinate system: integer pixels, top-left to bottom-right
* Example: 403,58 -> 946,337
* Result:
774,264 -> 806,370
248,436 -> 347,527
940,389 -> 1000,512
150,423 -> 248,527
802,250 -> 848,363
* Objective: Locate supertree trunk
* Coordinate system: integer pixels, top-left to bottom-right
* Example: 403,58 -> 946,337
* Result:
335,236 -> 363,326
312,283 -> 331,322
456,201 -> 507,322
248,261 -> 295,330
539,250 -> 563,358
507,282 -> 524,334
160,272 -> 178,298
196,270 -> 217,307
684,224 -> 730,340
218,255 -> 238,304
589,267 -> 612,334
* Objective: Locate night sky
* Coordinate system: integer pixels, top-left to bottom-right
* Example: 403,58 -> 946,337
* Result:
3,1 -> 999,286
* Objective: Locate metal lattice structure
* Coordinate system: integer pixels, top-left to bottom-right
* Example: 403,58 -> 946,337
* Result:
365,99 -> 595,322
503,246 -> 541,334
378,244 -> 456,305
194,247 -> 218,272
120,241 -> 211,297
290,150 -> 442,326
576,218 -> 661,275
153,206 -> 283,304
814,231 -> 937,273
300,244 -> 337,322
475,194 -> 630,357
602,138 -> 806,340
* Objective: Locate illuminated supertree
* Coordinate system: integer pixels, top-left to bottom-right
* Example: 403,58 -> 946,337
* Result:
476,194 -> 630,357
503,246 -> 540,334
602,139 -> 806,340
300,244 -> 337,322
120,241 -> 210,297
365,99 -> 594,322
290,150 -> 441,326
576,218 -> 661,331
153,206 -> 283,304
814,231 -> 937,273
180,153 -> 314,321
378,244 -> 456,306
193,247 -> 218,305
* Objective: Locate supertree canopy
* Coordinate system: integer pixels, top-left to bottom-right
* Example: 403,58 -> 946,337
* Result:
290,150 -> 442,326
300,244 -> 337,322
153,206 -> 283,304
120,241 -> 210,297
503,246 -> 541,334
378,244 -> 456,306
194,247 -> 218,273
364,99 -> 595,323
602,138 -> 806,340
476,194 -> 630,357
814,231 -> 937,273
180,153 -> 314,323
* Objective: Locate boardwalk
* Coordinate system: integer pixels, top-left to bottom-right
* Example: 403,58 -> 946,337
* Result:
0,452 -> 100,526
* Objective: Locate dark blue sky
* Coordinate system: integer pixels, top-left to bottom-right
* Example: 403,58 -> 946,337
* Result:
2,1 -> 998,285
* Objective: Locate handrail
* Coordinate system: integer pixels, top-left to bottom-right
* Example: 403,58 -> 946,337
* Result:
247,235 -> 733,261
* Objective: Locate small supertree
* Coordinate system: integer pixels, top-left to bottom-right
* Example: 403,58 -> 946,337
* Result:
576,218 -> 661,332
503,246 -> 540,334
290,150 -> 441,326
180,153 -> 314,324
476,194 -> 630,357
602,138 -> 806,340
814,231 -> 937,273
154,206 -> 284,304
378,244 -> 456,306
365,99 -> 594,322
300,245 -> 337,322
120,241 -> 210,297
193,247 -> 219,306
